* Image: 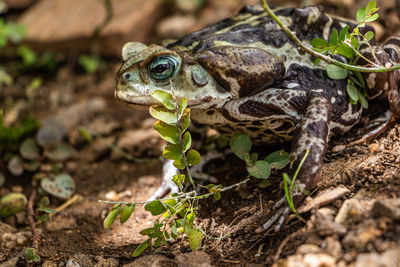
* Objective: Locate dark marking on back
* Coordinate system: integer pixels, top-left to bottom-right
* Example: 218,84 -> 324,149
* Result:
239,100 -> 285,118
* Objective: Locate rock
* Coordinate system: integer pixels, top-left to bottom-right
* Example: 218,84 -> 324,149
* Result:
372,198 -> 400,220
0,257 -> 19,267
311,208 -> 346,236
296,244 -> 322,254
66,253 -> 95,267
18,0 -> 163,57
175,251 -> 213,267
355,247 -> 400,267
42,260 -> 58,267
94,257 -> 119,267
122,255 -> 177,267
324,236 -> 342,258
298,187 -> 350,213
335,199 -> 368,225
342,220 -> 382,251
286,253 -> 336,267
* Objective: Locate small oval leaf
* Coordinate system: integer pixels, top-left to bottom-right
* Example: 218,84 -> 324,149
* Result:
326,64 -> 348,80
132,240 -> 150,257
163,144 -> 183,160
154,121 -> 179,144
103,204 -> 121,229
346,84 -> 359,102
41,173 -> 75,199
144,200 -> 166,216
120,204 -> 135,223
247,161 -> 271,179
149,106 -> 177,125
230,133 -> 252,160
151,90 -> 174,110
20,138 -> 40,161
188,228 -> 203,251
187,149 -> 201,166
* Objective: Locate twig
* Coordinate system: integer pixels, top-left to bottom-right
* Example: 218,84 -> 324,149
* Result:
260,0 -> 400,73
27,187 -> 39,251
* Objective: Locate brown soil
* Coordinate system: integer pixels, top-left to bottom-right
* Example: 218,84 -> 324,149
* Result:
1,0 -> 400,266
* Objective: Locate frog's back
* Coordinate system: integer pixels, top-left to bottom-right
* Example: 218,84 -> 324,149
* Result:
167,5 -> 362,54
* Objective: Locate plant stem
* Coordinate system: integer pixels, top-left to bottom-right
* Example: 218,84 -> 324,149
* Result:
99,177 -> 251,205
259,0 -> 400,73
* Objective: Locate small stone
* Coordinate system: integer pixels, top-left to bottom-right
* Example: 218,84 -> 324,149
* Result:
175,251 -> 213,267
324,236 -> 342,258
372,198 -> 400,221
311,208 -> 346,236
298,187 -> 350,213
0,257 -> 19,267
122,254 -> 177,267
286,253 -> 336,267
354,248 -> 400,267
335,199 -> 368,225
42,260 -> 58,267
342,221 -> 382,251
93,257 -> 119,267
66,259 -> 80,267
296,244 -> 322,254
16,235 -> 28,245
332,145 -> 346,153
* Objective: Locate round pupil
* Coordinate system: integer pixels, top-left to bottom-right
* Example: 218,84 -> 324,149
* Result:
149,57 -> 176,81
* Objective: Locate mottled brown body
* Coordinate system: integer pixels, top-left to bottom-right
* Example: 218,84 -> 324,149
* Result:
115,5 -> 400,232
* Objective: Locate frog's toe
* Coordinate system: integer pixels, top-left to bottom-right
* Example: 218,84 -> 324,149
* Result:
255,197 -> 290,233
190,151 -> 227,183
148,160 -> 179,201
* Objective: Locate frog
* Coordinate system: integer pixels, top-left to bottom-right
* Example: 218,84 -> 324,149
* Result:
115,4 -> 400,233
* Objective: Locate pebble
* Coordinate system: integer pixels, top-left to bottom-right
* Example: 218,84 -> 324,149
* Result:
354,247 -> 400,267
298,187 -> 350,213
286,253 -> 336,267
335,199 -> 368,225
372,198 -> 400,220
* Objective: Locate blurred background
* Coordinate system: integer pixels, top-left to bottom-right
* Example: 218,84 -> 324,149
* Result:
1,0 -> 400,265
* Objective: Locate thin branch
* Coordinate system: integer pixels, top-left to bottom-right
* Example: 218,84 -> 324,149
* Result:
260,0 -> 400,73
27,187 -> 39,251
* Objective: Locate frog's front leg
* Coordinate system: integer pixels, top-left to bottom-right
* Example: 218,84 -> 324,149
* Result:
256,96 -> 331,233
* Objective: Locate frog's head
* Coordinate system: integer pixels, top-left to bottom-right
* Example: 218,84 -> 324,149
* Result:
116,42 -> 233,110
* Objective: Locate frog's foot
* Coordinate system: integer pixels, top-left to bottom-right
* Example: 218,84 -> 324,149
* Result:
148,160 -> 179,201
255,197 -> 290,233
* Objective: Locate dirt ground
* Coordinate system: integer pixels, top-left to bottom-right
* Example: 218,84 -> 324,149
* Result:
1,0 -> 400,266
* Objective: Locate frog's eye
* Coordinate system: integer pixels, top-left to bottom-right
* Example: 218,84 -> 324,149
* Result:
147,55 -> 179,81
123,72 -> 134,81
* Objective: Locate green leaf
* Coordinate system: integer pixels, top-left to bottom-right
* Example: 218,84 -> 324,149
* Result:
264,149 -> 290,169
17,45 -> 37,66
358,91 -> 369,109
339,26 -> 349,41
365,31 -> 374,41
187,149 -> 201,166
120,204 -> 135,223
283,173 -> 296,214
346,84 -> 359,102
213,192 -> 221,200
163,144 -> 183,160
351,37 -> 359,50
247,160 -> 271,179
353,71 -> 365,88
25,247 -> 38,261
132,240 -> 150,257
38,207 -> 56,214
20,138 -> 40,161
173,158 -> 185,170
103,204 -> 121,229
326,64 -> 348,80
182,132 -> 191,152
188,228 -> 202,251
154,121 -> 179,144
356,7 -> 366,22
140,227 -> 155,235
311,38 -> 328,48
151,90 -> 175,110
365,13 -> 379,22
229,133 -> 252,160
144,200 -> 166,215
330,29 -> 338,46
336,44 -> 355,59
178,98 -> 188,119
171,224 -> 178,239
365,1 -> 376,14
164,230 -> 170,240
181,112 -> 191,132
149,106 -> 177,125
350,73 -> 364,88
